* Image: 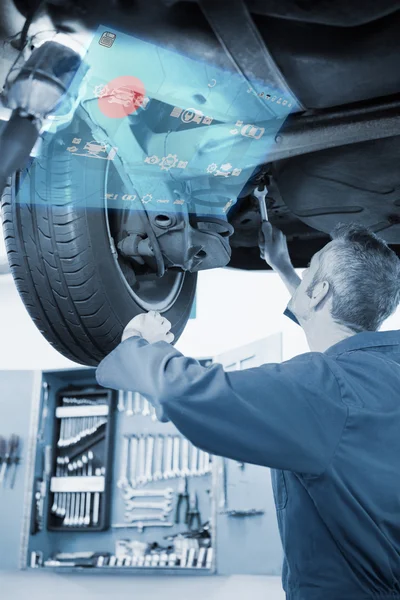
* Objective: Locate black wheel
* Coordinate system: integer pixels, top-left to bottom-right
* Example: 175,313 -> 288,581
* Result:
1,125 -> 197,366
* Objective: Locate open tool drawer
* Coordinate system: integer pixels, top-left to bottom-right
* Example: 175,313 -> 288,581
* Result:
21,335 -> 283,576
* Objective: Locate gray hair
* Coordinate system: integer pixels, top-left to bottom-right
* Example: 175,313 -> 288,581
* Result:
307,223 -> 400,333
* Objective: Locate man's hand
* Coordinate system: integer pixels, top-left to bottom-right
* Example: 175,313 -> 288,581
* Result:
258,222 -> 301,296
122,310 -> 175,344
258,221 -> 291,270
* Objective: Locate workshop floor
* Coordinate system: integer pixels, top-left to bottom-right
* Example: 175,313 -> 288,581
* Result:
1,571 -> 285,600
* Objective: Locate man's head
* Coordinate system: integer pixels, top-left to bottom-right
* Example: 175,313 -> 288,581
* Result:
288,223 -> 400,349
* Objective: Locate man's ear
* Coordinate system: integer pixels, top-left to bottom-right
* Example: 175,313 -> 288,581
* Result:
309,280 -> 330,309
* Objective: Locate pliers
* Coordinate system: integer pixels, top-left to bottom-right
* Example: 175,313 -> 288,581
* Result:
175,477 -> 190,524
187,492 -> 202,531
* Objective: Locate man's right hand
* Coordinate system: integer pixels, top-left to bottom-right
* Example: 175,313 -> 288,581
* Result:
258,222 -> 301,296
258,221 -> 291,270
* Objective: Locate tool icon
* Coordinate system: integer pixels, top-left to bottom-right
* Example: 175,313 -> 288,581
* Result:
144,155 -> 160,165
206,163 -> 218,174
160,154 -> 179,171
181,109 -> 203,124
99,31 -> 116,48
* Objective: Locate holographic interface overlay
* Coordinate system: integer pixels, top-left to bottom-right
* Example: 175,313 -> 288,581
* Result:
19,26 -> 299,218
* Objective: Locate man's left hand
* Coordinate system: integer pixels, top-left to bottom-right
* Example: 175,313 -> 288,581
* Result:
122,310 -> 175,344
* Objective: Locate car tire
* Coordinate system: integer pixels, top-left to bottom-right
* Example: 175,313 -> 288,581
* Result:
0,129 -> 197,366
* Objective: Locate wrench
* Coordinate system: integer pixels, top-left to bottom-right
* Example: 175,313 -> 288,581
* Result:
144,436 -> 154,484
117,436 -> 130,489
133,392 -> 142,415
129,435 -> 138,488
124,512 -> 169,523
124,500 -> 172,512
123,487 -> 174,500
163,436 -> 173,479
253,184 -> 269,222
84,451 -> 93,526
92,467 -> 102,525
180,439 -> 190,477
112,521 -> 174,532
126,392 -> 134,417
190,445 -> 198,476
137,436 -> 146,486
197,451 -> 205,476
153,436 -> 164,481
142,398 -> 151,417
204,452 -> 212,474
117,390 -> 125,412
172,437 -> 181,478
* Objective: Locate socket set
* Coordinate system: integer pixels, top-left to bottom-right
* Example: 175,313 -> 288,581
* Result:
47,386 -> 115,532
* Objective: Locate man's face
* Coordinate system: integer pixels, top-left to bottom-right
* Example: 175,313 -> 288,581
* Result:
288,246 -> 328,324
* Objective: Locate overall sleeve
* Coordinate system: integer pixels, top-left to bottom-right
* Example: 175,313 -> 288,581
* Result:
96,336 -> 348,475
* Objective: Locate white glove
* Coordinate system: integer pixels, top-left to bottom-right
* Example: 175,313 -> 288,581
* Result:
121,310 -> 175,344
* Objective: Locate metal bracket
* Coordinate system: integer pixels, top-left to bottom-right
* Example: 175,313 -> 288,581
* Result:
198,0 -> 303,110
265,96 -> 400,162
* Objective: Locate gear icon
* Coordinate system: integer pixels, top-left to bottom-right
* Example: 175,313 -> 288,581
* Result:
141,193 -> 153,204
144,155 -> 160,165
206,163 -> 218,174
160,154 -> 179,171
94,84 -> 111,98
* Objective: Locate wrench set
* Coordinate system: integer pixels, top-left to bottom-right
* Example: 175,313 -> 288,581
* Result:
49,452 -> 105,528
115,434 -> 212,528
27,372 -> 215,573
46,386 -> 115,532
117,435 -> 212,490
117,390 -> 158,420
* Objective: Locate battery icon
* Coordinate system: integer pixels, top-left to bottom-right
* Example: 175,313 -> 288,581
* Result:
99,32 -> 116,48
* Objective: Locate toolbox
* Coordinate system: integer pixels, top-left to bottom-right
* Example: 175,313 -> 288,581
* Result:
18,335 -> 284,576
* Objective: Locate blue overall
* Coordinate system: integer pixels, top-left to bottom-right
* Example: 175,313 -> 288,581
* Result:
96,329 -> 400,600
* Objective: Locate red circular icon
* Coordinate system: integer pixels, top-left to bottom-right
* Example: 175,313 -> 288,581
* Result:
97,75 -> 146,119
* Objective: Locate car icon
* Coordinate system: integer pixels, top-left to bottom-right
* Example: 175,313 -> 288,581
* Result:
108,86 -> 140,107
240,124 -> 265,139
83,140 -> 107,155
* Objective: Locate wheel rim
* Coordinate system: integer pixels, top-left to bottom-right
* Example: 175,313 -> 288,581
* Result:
104,164 -> 185,312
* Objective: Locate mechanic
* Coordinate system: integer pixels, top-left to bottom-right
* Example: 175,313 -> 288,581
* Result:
96,222 -> 400,600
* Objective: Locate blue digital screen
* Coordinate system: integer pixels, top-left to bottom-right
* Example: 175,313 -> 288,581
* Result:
20,26 -> 299,218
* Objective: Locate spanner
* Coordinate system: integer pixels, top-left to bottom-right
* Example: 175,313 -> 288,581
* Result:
144,435 -> 155,484
124,512 -> 169,523
129,435 -> 138,488
117,436 -> 130,489
125,392 -> 134,417
153,436 -> 164,481
122,487 -> 174,500
117,390 -> 125,412
253,184 -> 269,222
180,439 -> 190,477
137,436 -> 146,486
124,500 -> 172,512
190,445 -> 198,476
172,437 -> 181,478
163,436 -> 174,479
142,398 -> 151,417
133,392 -> 142,415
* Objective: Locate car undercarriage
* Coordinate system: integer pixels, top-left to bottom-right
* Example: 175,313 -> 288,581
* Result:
0,0 -> 399,364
